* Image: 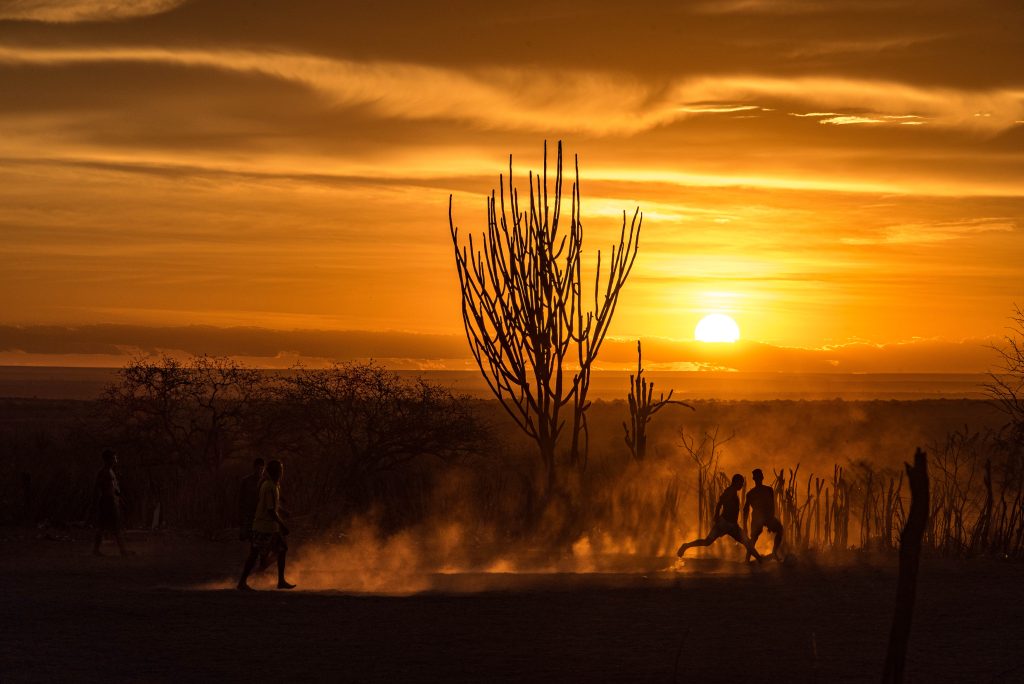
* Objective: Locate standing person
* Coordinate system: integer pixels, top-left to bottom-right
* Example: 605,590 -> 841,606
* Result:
676,473 -> 762,562
744,468 -> 783,561
238,459 -> 295,591
92,449 -> 130,557
238,458 -> 265,541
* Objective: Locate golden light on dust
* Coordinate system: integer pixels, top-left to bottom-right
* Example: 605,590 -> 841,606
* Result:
694,313 -> 741,343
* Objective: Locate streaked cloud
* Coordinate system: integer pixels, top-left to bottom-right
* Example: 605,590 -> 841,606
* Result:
0,324 -> 1004,375
793,112 -> 929,126
677,104 -> 761,114
0,46 -> 1020,134
0,0 -> 186,23
841,218 -> 1016,245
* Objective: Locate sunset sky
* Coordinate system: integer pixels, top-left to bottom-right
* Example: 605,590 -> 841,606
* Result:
0,0 -> 1021,371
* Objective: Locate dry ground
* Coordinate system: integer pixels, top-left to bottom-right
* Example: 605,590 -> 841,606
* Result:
1,530 -> 1022,683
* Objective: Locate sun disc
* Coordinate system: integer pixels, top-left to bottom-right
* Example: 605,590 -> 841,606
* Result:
695,313 -> 740,343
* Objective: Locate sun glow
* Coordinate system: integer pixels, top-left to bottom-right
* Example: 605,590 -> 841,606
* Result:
695,313 -> 741,343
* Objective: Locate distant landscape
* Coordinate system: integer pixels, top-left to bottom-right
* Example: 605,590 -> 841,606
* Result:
0,366 -> 996,401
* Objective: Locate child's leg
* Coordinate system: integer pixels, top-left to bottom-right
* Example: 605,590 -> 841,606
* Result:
238,547 -> 260,589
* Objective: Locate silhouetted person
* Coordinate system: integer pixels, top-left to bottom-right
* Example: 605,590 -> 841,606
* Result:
238,459 -> 295,591
92,449 -> 129,556
744,468 -> 783,561
238,458 -> 265,541
677,473 -> 762,561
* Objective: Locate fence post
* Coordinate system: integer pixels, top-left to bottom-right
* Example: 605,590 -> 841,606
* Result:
883,448 -> 929,684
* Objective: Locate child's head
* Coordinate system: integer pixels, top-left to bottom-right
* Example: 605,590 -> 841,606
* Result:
752,468 -> 764,484
731,473 -> 745,489
101,449 -> 117,467
266,459 -> 284,482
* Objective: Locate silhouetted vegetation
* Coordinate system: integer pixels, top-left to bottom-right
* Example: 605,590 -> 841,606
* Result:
985,305 -> 1024,440
0,358 -> 487,533
623,340 -> 691,461
256,362 -> 487,528
449,141 -> 640,497
3,369 -> 1024,562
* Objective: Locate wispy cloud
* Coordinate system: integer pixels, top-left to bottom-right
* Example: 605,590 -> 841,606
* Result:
841,218 -> 1016,245
0,324 -> 1003,375
690,0 -> 874,15
677,104 -> 761,114
792,112 -> 928,126
0,0 -> 186,23
0,45 -> 1020,135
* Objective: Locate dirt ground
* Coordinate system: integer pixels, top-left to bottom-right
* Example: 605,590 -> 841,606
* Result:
1,530 -> 1022,683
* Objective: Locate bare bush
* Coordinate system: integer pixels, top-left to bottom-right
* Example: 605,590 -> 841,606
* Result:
260,362 -> 488,526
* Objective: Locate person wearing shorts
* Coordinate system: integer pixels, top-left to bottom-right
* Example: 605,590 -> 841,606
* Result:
677,473 -> 762,561
744,468 -> 783,561
237,459 -> 295,591
238,457 -> 265,541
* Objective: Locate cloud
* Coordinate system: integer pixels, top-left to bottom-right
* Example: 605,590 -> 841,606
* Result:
819,115 -> 889,125
677,104 -> 761,114
0,45 -> 1020,135
0,325 -> 1005,374
690,0 -> 870,15
841,217 -> 1017,245
807,113 -> 928,125
0,0 -> 186,23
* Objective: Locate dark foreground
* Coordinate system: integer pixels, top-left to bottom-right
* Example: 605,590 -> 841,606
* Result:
2,532 -> 1022,683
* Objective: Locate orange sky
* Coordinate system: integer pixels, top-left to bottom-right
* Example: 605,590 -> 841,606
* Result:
0,0 -> 1021,370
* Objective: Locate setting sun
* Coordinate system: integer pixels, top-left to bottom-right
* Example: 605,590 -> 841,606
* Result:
695,314 -> 741,343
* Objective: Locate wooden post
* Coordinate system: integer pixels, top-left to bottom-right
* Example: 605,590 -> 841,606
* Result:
883,447 -> 929,684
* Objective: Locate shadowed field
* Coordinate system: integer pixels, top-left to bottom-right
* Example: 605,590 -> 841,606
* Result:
2,532 -> 1022,683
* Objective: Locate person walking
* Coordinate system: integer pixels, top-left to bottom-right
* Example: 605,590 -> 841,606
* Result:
92,449 -> 130,557
238,459 -> 295,591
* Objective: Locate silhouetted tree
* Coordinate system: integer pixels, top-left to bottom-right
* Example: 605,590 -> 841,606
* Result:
102,354 -> 263,473
100,354 -> 264,528
623,340 -> 691,461
986,305 -> 1024,444
449,141 -> 640,497
262,362 -> 487,521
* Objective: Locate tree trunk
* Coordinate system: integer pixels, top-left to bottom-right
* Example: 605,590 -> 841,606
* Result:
883,447 -> 929,684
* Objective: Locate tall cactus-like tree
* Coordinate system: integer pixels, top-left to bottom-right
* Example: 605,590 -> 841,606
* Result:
623,340 -> 691,461
449,141 -> 640,497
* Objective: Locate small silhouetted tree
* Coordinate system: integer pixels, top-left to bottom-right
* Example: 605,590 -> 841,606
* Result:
986,305 -> 1024,444
623,340 -> 691,461
449,141 -> 640,497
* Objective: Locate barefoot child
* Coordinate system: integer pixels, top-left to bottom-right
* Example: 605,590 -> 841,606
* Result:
677,473 -> 762,561
238,459 -> 295,591
744,468 -> 783,561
